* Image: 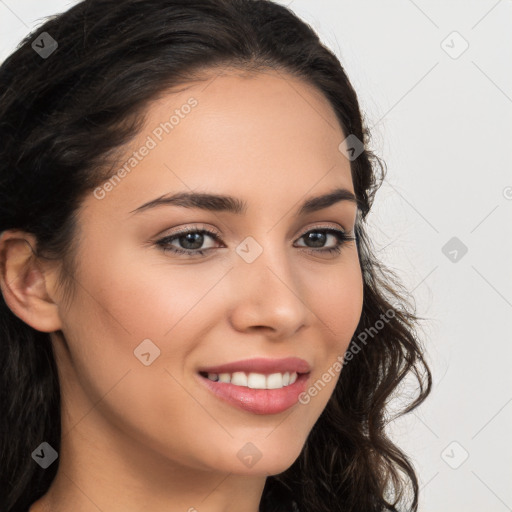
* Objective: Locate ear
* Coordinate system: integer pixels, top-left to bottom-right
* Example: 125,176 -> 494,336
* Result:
0,229 -> 63,333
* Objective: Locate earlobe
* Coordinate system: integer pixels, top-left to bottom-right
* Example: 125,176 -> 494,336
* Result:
0,230 -> 62,333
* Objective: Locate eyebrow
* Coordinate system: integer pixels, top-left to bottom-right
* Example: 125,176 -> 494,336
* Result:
128,187 -> 359,217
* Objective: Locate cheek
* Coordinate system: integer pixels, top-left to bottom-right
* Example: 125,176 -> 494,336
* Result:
62,248 -> 231,395
295,262 -> 363,424
58,252 -> 236,468
304,253 -> 364,349
73,244 -> 225,338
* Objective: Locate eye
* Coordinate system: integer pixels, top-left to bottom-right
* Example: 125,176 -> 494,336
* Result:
154,225 -> 356,258
155,227 -> 222,257
294,226 -> 356,256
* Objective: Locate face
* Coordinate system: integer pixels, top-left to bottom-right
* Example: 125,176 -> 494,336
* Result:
50,69 -> 364,477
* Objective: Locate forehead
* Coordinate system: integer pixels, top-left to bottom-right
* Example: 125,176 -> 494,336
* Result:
83,69 -> 354,218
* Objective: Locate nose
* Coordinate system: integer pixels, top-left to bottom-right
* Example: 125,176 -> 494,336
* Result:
227,244 -> 309,339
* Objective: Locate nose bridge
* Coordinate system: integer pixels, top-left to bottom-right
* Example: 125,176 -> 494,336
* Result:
228,232 -> 308,335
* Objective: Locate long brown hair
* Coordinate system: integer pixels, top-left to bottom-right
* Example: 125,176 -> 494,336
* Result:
0,1 -> 432,511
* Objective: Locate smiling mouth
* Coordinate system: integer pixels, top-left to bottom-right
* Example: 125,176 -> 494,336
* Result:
198,370 -> 302,390
197,369 -> 311,415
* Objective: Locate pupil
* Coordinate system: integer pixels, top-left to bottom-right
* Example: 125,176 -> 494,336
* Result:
307,232 -> 325,247
182,233 -> 203,249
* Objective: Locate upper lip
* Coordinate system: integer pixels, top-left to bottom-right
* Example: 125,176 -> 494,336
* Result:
197,357 -> 311,375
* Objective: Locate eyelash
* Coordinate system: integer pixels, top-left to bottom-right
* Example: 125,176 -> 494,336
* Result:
154,225 -> 356,258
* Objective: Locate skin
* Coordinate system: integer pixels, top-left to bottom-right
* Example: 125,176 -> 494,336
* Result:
0,69 -> 364,512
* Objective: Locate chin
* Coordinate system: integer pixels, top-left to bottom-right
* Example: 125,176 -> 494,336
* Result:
214,443 -> 304,477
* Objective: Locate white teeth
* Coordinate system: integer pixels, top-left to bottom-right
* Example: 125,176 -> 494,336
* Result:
247,373 -> 266,389
205,371 -> 298,389
230,371 -> 248,386
266,372 -> 284,389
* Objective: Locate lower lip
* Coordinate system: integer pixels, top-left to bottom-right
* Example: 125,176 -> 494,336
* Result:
197,373 -> 310,415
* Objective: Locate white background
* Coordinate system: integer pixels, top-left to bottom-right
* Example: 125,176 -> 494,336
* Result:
1,1 -> 511,511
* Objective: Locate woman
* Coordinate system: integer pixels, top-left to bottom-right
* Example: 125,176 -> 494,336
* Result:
0,1 -> 432,511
